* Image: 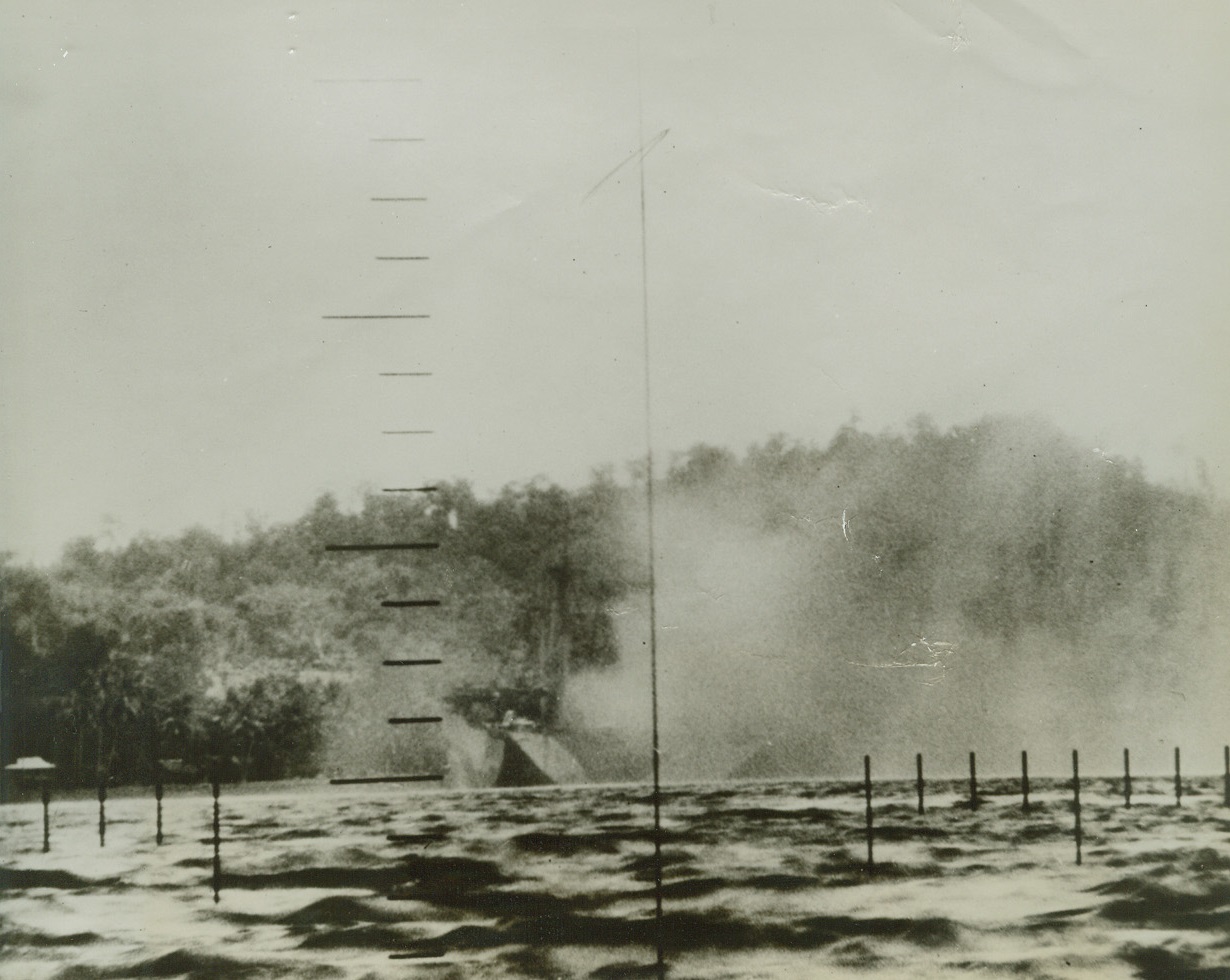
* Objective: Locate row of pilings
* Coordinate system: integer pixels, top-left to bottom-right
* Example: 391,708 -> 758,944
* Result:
10,745 -> 1230,897
861,745 -> 1230,870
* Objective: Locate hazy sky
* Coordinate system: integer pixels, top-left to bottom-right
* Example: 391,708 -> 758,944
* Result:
3,0 -> 1228,563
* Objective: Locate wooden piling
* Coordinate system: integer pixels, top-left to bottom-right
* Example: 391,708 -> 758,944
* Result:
969,751 -> 979,808
863,755 -> 874,870
1123,748 -> 1132,808
1072,750 -> 1082,866
97,779 -> 106,848
916,753 -> 924,815
151,733 -> 162,846
211,776 -> 221,904
1021,750 -> 1030,812
41,787 -> 51,853
1224,746 -> 1229,808
1174,747 -> 1182,807
155,780 -> 164,846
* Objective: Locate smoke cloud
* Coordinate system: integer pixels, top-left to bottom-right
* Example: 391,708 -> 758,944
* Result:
566,417 -> 1230,782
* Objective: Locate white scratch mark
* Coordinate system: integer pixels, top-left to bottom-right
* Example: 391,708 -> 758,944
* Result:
847,636 -> 956,687
789,513 -> 836,533
946,0 -> 969,51
755,185 -> 871,215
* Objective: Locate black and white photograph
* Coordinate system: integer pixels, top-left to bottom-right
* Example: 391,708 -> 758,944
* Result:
2,2 -> 1228,977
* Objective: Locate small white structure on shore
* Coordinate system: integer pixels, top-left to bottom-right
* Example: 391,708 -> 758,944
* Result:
5,756 -> 57,851
5,755 -> 57,774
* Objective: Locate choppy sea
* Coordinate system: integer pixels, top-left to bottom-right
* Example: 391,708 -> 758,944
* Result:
3,776 -> 1228,978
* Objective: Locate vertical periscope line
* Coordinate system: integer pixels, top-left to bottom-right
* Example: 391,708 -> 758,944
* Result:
637,41 -> 666,980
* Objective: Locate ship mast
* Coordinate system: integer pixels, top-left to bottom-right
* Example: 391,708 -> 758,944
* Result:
536,563 -> 571,730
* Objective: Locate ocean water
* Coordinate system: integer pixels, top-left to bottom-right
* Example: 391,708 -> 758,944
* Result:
2,776 -> 1228,979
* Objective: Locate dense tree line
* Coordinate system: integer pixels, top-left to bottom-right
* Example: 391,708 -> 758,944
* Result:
1,477 -> 633,789
3,416 -> 1225,789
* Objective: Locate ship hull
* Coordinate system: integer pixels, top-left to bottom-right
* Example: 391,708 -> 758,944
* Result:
444,717 -> 587,788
